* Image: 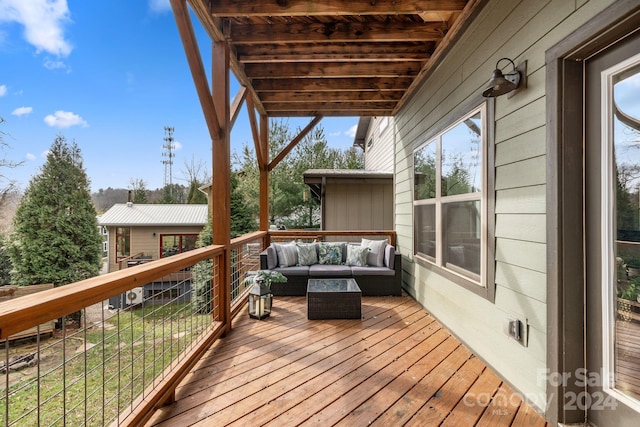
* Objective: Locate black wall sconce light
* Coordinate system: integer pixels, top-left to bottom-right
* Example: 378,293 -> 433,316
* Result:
482,58 -> 525,98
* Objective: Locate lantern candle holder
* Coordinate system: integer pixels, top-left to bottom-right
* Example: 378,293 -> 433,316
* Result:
248,278 -> 272,320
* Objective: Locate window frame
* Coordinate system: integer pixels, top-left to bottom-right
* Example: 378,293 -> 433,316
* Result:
116,227 -> 131,261
159,233 -> 199,258
413,97 -> 495,301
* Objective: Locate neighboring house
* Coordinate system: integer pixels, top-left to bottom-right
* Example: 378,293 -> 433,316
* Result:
97,203 -> 208,308
353,116 -> 394,172
303,169 -> 393,231
302,117 -> 396,232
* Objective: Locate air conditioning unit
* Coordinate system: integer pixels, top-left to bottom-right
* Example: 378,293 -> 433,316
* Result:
125,287 -> 144,306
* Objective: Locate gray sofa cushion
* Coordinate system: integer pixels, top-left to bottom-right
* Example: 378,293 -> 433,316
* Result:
309,264 -> 352,276
384,245 -> 395,269
351,266 -> 395,276
265,246 -> 278,270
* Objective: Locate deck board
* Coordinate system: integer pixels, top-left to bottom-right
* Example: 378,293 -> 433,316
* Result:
146,295 -> 549,427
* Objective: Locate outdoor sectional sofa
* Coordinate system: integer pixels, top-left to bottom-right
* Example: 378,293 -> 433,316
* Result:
259,239 -> 402,296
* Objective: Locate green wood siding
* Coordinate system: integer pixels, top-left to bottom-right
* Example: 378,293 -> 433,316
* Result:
393,0 -> 617,414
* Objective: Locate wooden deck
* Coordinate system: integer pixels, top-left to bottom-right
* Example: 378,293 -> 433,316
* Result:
146,294 -> 549,427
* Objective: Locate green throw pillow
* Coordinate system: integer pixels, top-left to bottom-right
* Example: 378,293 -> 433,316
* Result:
296,243 -> 318,266
318,243 -> 342,265
346,244 -> 369,267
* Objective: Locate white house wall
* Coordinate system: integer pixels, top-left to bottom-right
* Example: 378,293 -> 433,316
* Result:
394,0 -> 615,414
364,116 -> 395,172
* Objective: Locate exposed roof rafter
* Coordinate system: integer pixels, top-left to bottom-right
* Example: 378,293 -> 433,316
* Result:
184,0 -> 486,117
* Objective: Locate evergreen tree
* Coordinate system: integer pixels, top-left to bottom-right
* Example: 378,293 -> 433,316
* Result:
191,218 -> 212,313
233,120 -> 363,228
0,234 -> 12,285
230,172 -> 257,238
158,183 -> 186,203
186,181 -> 207,204
9,136 -> 102,289
129,178 -> 149,203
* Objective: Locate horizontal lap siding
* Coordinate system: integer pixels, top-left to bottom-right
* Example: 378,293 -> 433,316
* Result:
365,117 -> 395,172
393,0 -> 617,415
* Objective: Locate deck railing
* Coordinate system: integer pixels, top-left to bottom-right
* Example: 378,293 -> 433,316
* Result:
0,230 -> 394,426
0,231 -> 268,427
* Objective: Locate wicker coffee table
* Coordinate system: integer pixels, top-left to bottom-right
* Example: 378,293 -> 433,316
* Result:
307,278 -> 362,320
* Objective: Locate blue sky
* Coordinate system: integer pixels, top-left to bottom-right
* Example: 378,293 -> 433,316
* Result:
0,0 -> 359,192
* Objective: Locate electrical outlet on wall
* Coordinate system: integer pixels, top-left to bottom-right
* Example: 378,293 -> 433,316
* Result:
503,317 -> 529,347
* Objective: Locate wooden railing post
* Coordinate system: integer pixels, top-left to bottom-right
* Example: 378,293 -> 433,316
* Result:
211,39 -> 232,333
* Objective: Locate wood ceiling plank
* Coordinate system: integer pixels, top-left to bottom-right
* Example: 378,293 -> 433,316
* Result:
252,77 -> 413,92
264,101 -> 398,111
260,91 -> 405,103
236,43 -> 431,63
244,62 -> 422,78
268,109 -> 393,117
229,22 -> 448,44
209,0 -> 468,16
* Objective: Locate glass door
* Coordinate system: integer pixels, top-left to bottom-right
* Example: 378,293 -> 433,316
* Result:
585,32 -> 640,426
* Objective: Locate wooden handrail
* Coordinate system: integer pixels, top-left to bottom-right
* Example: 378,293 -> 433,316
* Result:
0,244 -> 225,339
230,230 -> 267,249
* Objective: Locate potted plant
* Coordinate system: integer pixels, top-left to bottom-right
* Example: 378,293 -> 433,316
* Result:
253,270 -> 287,289
617,278 -> 640,321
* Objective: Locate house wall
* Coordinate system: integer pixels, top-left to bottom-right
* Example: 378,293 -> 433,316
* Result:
394,0 -> 616,414
324,180 -> 393,231
106,225 -> 204,272
364,116 -> 395,172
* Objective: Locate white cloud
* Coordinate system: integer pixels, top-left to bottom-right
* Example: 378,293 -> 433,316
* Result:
174,141 -> 183,151
44,110 -> 88,128
148,0 -> 171,13
43,57 -> 70,72
0,0 -> 73,57
346,124 -> 358,138
26,153 -> 36,161
41,150 -> 49,158
12,106 -> 32,116
0,84 -> 6,96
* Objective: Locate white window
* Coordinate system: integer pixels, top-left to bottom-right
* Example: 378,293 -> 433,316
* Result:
414,104 -> 487,287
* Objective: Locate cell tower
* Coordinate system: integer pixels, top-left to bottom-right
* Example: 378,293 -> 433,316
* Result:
162,126 -> 175,189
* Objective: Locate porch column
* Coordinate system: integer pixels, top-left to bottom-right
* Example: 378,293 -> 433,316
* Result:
211,40 -> 231,332
259,114 -> 270,231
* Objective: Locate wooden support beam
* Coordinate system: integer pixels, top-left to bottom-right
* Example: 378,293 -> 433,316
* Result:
267,109 -> 394,117
211,40 -> 232,332
253,77 -> 413,92
259,114 -> 269,230
209,0 -> 468,16
265,101 -> 397,112
246,95 -> 264,168
230,22 -> 448,44
230,86 -> 247,130
170,0 -> 222,140
259,90 -> 405,103
236,43 -> 431,63
244,61 -> 422,79
269,115 -> 323,172
187,0 -> 269,117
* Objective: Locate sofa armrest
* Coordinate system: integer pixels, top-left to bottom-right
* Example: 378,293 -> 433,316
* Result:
259,246 -> 278,270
